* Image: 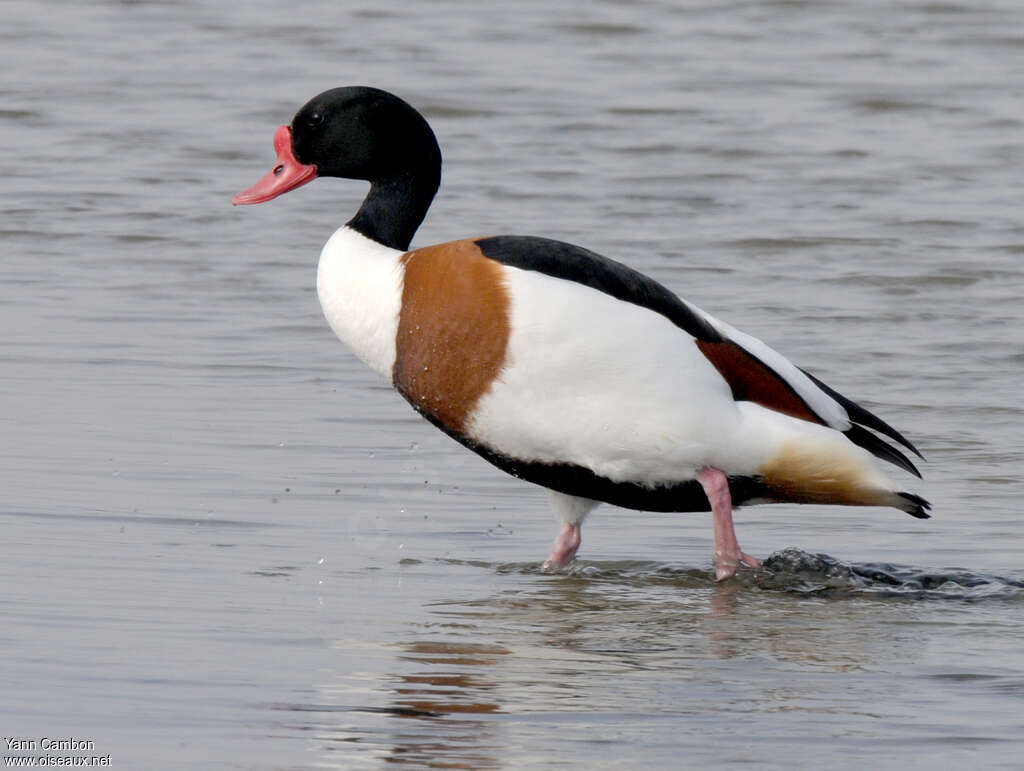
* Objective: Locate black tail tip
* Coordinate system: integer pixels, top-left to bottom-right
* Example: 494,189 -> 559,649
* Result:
898,491 -> 932,519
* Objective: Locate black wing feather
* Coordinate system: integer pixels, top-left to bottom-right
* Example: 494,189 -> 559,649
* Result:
844,424 -> 922,479
475,235 -> 724,342
801,369 -> 923,459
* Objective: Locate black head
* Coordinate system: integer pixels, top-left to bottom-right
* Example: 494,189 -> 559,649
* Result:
290,86 -> 441,185
233,86 -> 443,250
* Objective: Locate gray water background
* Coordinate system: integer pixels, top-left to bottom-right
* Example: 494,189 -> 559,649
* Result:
3,0 -> 1024,768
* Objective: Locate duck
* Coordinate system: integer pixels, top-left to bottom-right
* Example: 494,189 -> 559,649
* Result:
232,86 -> 929,580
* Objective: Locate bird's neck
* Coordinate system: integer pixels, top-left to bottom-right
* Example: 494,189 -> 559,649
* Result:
346,171 -> 439,252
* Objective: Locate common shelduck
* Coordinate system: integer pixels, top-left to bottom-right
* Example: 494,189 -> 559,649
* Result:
233,86 -> 929,580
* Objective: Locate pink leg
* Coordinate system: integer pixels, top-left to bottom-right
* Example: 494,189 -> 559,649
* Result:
697,467 -> 760,581
542,523 -> 581,570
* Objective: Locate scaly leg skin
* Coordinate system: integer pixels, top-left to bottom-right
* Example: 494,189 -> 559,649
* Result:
542,491 -> 597,571
697,467 -> 761,581
542,522 -> 582,570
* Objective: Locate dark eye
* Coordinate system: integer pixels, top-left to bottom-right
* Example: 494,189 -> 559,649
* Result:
307,111 -> 324,128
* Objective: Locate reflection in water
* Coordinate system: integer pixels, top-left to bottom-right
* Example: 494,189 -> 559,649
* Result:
394,640 -> 506,715
384,641 -> 508,768
299,553 -> 1023,767
294,639 -> 510,769
706,580 -> 742,660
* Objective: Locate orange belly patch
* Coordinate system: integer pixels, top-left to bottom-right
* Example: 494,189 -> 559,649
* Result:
758,438 -> 897,508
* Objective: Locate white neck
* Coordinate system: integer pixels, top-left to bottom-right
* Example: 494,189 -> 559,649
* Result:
316,226 -> 405,379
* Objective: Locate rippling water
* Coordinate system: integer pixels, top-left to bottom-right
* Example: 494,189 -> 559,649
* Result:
3,0 -> 1024,768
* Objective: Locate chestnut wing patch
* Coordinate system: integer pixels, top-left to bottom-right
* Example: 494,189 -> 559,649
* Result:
394,239 -> 511,436
463,234 -> 923,478
695,339 -> 822,424
476,235 -> 824,425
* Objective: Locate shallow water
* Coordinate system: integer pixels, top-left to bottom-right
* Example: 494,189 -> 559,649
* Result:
3,0 -> 1024,768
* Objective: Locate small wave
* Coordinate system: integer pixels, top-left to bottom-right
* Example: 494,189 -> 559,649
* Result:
458,551 -> 1024,601
757,548 -> 1024,601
